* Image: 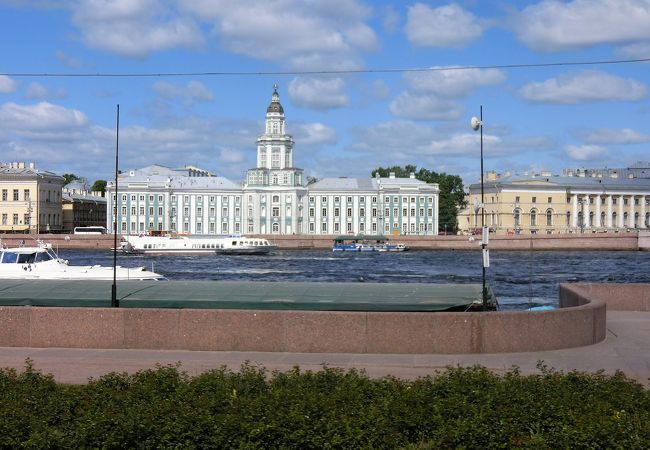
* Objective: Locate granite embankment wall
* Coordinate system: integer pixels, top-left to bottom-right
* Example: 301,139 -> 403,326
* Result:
1,231 -> 649,251
0,283 -> 648,354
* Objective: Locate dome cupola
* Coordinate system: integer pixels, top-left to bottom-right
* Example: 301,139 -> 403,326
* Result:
266,83 -> 284,114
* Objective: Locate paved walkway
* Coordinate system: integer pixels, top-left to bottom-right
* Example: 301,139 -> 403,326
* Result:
1,311 -> 649,385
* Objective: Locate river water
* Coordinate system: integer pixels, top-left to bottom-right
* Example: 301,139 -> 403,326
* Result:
59,249 -> 650,311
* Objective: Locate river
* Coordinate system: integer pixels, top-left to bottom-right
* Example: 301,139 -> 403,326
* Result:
59,249 -> 650,311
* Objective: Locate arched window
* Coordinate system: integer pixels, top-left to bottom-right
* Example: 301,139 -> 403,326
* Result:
612,212 -> 617,227
566,211 -> 571,226
530,209 -> 537,226
272,195 -> 279,203
623,212 -> 628,227
589,211 -> 594,227
513,208 -> 521,227
634,212 -> 639,228
272,222 -> 279,233
600,212 -> 606,227
546,209 -> 553,226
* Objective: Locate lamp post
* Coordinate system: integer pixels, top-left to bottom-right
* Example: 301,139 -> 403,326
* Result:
471,107 -> 489,310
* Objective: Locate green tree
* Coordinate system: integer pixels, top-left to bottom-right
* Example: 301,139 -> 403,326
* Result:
62,173 -> 80,186
306,176 -> 319,185
371,165 -> 467,232
91,180 -> 107,194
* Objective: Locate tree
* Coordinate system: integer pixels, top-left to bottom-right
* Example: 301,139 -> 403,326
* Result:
91,180 -> 107,194
306,176 -> 319,185
371,165 -> 467,232
62,173 -> 80,186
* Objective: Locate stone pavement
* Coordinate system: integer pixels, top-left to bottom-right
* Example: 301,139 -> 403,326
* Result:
1,311 -> 648,385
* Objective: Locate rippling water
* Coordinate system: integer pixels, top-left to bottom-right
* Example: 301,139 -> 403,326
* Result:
58,249 -> 650,311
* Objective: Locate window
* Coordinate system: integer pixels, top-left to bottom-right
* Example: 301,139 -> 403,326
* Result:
410,197 -> 415,203
321,223 -> 327,232
515,196 -> 520,203
149,195 -> 154,202
322,208 -> 327,217
222,207 -> 228,217
13,189 -> 19,201
372,196 -> 377,204
149,207 -> 154,216
360,197 -> 365,204
359,208 -> 365,218
419,208 -> 424,217
334,223 -> 340,232
532,196 -> 536,203
273,195 -> 280,203
309,208 -> 315,217
272,207 -> 280,217
372,208 -> 377,218
321,196 -> 327,203
428,208 -> 433,217
385,208 -> 389,218
235,207 -> 240,217
546,209 -> 553,226
309,196 -> 315,203
548,197 -> 552,204
334,196 -> 340,203
530,210 -> 537,226
347,197 -> 352,203
158,195 -> 163,202
158,207 -> 163,216
131,206 -> 136,215
514,209 -> 521,227
309,223 -> 315,232
24,189 -> 30,201
210,207 -> 216,217
393,208 -> 398,217
347,208 -> 352,218
402,208 -> 407,216
410,208 -> 415,217
1,190 -> 6,201
347,222 -> 352,232
184,195 -> 189,203
123,207 -> 128,215
141,195 -> 146,201
1,214 -> 6,225
140,206 -> 145,215
334,208 -> 340,218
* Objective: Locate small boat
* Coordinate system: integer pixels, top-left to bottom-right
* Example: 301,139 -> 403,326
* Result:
0,240 -> 164,280
332,235 -> 409,252
120,234 -> 276,255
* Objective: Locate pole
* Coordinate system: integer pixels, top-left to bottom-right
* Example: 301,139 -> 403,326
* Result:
111,104 -> 120,308
480,105 -> 487,310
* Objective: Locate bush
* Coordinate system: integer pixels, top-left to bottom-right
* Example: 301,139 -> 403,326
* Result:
0,361 -> 648,449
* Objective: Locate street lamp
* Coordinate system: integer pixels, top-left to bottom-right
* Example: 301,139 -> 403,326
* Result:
471,107 -> 489,310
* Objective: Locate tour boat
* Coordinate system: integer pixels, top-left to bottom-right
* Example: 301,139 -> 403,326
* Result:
332,235 -> 409,252
120,234 -> 277,255
0,240 -> 164,280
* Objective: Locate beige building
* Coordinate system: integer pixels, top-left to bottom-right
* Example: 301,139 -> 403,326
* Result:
459,164 -> 650,235
0,162 -> 64,234
62,179 -> 107,232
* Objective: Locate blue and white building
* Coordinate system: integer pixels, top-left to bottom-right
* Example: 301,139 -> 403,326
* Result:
107,86 -> 439,235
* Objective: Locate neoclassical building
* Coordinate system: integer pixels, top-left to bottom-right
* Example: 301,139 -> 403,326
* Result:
459,164 -> 650,235
107,86 -> 439,236
0,162 -> 63,233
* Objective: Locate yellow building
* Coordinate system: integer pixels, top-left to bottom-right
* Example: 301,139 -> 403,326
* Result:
62,180 -> 107,232
459,165 -> 650,235
0,162 -> 64,234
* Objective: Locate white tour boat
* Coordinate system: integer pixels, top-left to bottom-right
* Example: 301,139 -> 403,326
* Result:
0,240 -> 164,280
120,234 -> 277,255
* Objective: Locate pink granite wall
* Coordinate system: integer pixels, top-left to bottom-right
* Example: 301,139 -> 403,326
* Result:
2,283 -> 647,354
0,232 -> 641,251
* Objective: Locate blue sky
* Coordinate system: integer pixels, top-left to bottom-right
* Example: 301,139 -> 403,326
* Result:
0,0 -> 649,186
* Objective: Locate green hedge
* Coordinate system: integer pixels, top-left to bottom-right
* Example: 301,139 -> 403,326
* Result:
1,361 -> 649,449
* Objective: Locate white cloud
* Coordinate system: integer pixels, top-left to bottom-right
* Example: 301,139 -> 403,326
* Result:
153,80 -> 214,106
565,144 -> 609,161
55,50 -> 82,68
579,128 -> 650,145
71,0 -> 204,58
0,75 -> 19,94
25,83 -> 68,100
381,5 -> 400,33
218,148 -> 245,163
520,71 -> 647,103
293,122 -> 337,146
424,133 -> 502,156
403,67 -> 506,98
405,3 -> 484,48
179,0 -> 376,70
515,0 -> 650,52
0,102 -> 87,131
389,92 -> 463,120
617,42 -> 650,59
288,77 -> 349,110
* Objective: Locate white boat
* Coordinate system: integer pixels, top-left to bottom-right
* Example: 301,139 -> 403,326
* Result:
120,234 -> 277,255
0,241 -> 164,280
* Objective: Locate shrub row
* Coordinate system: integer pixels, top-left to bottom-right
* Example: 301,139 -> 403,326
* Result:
1,361 -> 649,449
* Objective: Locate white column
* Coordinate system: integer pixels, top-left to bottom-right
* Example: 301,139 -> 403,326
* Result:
595,195 -> 601,228
571,194 -> 578,229
607,195 -> 613,228
630,195 -> 636,228
618,195 -> 625,228
582,196 -> 590,230
641,196 -> 647,229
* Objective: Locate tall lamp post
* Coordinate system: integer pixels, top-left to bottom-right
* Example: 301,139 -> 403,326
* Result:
471,107 -> 489,310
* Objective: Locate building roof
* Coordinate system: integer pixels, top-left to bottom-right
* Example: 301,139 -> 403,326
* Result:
63,193 -> 107,204
469,173 -> 650,192
0,163 -> 61,180
309,177 -> 378,191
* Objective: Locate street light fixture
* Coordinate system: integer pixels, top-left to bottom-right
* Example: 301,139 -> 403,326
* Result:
471,106 -> 489,310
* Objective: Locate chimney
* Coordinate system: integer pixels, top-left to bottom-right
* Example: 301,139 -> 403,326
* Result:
389,172 -> 395,179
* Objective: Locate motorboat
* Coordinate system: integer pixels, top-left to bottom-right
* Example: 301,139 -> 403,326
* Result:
120,234 -> 277,255
0,240 -> 164,280
332,235 -> 409,252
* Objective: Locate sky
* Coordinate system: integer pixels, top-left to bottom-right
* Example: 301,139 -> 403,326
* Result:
0,0 -> 649,187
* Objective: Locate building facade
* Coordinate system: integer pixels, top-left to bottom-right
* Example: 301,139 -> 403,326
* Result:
107,86 -> 440,236
459,166 -> 650,235
62,179 -> 107,232
0,162 -> 64,234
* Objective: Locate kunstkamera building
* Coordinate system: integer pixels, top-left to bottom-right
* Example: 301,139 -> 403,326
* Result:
107,86 -> 440,236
